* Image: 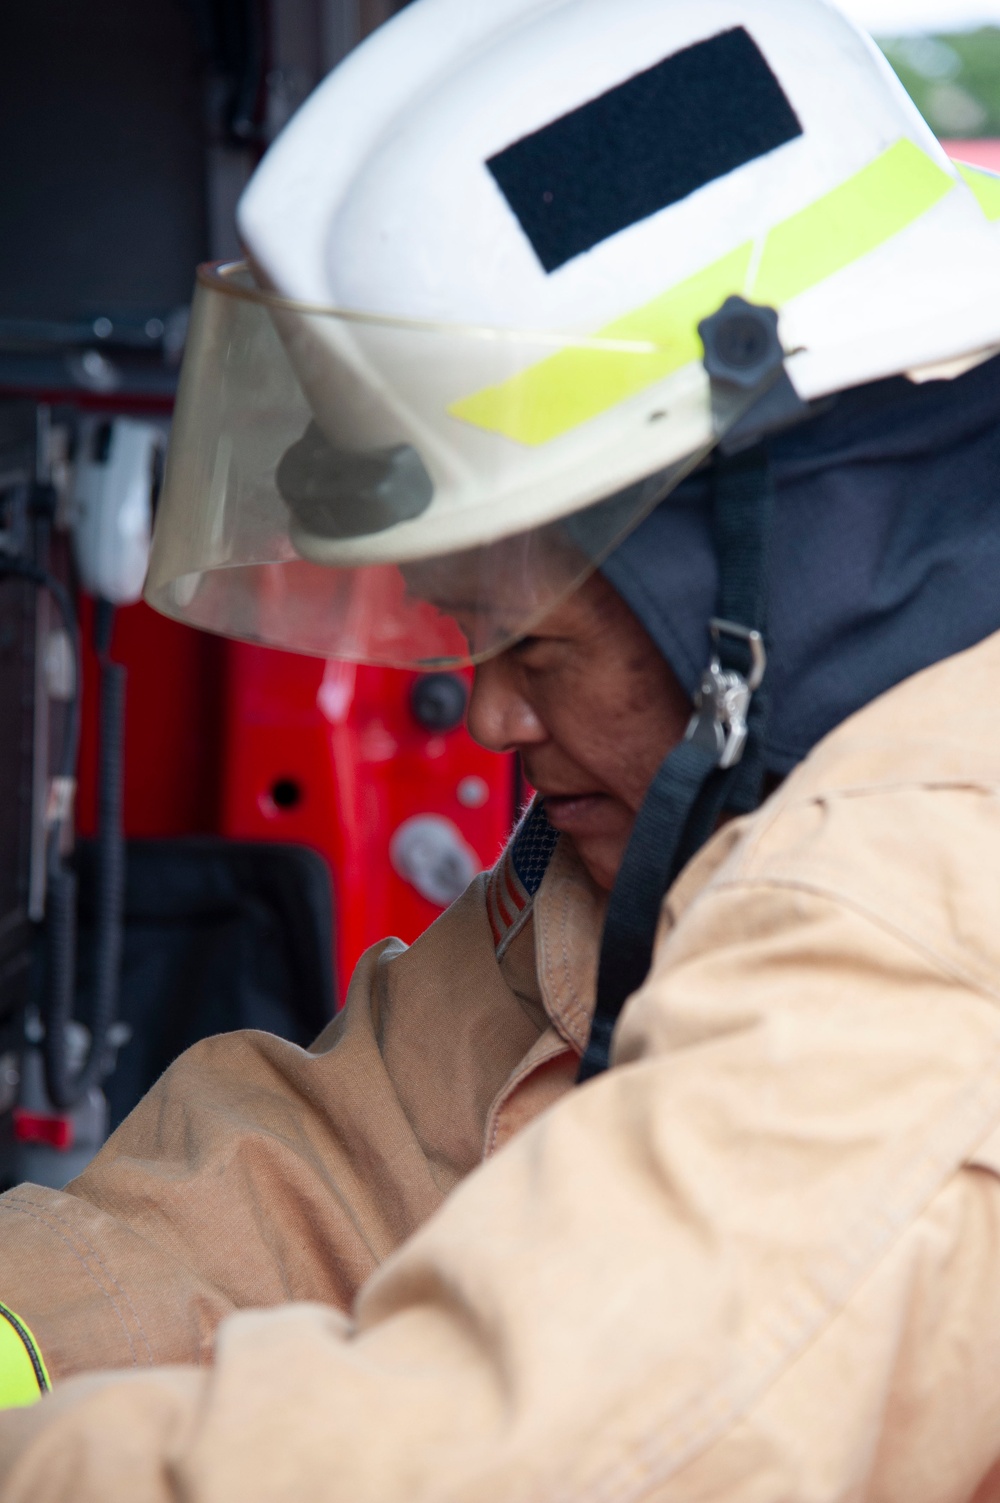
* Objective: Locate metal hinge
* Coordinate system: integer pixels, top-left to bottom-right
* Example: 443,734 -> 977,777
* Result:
685,618 -> 767,770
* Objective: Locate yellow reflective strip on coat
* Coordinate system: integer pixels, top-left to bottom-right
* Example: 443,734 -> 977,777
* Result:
954,160 -> 1000,222
450,139 -> 955,447
0,1302 -> 50,1408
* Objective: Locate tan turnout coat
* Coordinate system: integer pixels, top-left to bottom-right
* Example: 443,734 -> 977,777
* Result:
3,635 -> 1000,1500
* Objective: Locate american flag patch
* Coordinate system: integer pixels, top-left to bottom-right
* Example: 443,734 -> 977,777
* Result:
486,800 -> 560,959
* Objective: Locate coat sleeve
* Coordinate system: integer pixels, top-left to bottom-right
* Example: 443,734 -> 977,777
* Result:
0,874 -> 541,1383
4,784 -> 1000,1502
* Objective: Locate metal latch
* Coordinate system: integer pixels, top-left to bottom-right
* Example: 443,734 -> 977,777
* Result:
685,618 -> 767,770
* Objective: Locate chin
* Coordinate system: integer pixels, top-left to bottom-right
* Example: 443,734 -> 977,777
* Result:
569,835 -> 622,893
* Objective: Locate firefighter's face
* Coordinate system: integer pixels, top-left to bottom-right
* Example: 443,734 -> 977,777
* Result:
467,572 -> 691,891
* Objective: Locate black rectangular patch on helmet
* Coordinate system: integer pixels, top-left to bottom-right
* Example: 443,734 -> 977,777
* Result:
486,27 -> 802,274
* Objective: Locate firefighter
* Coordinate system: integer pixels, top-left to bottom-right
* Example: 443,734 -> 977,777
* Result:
4,0 -> 1000,1495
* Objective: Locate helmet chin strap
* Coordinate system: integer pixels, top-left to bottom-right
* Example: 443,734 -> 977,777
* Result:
577,299 -> 792,1084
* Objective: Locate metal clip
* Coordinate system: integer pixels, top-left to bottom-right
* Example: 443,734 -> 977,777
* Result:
684,619 -> 767,770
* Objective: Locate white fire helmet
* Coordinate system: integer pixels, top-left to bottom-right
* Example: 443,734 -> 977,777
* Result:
145,0 -> 1000,668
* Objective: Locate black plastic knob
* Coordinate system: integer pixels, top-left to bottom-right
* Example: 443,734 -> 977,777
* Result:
699,296 -> 782,389
410,672 -> 468,732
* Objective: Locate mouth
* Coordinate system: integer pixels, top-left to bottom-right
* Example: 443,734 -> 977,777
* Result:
540,791 -> 615,835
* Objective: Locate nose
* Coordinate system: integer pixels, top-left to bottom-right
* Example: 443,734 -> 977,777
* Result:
467,654 -> 547,753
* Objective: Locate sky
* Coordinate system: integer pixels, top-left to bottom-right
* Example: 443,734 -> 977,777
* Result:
837,0 -> 1000,32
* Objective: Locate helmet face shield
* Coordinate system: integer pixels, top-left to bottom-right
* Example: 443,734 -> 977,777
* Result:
150,0 -> 1000,668
145,264 -> 736,666
157,477 -> 688,668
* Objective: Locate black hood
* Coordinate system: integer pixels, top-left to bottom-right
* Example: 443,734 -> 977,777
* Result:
601,350 -> 1000,777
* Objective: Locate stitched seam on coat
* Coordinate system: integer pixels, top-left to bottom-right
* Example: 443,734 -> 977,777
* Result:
800,775 -> 1000,798
658,856 -> 1000,1010
536,879 -> 591,1050
0,1196 -> 152,1366
483,1035 -> 573,1159
766,782 -> 1000,851
495,894 -> 534,962
556,878 -> 590,1043
709,872 -> 1000,1007
568,1050 -> 1000,1503
0,1197 -> 148,1366
721,779 -> 1000,884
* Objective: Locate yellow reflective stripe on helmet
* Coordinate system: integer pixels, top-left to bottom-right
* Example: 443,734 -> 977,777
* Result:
750,137 -> 953,308
451,139 -> 955,447
0,1303 -> 50,1409
449,242 -> 752,448
954,160 -> 1000,222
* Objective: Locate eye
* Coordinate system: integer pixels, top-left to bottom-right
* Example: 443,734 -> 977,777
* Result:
511,634 -> 561,665
511,633 -> 570,673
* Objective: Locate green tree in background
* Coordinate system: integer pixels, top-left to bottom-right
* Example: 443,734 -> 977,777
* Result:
879,29 -> 1000,137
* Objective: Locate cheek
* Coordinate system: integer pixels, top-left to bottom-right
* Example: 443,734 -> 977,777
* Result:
538,666 -> 689,808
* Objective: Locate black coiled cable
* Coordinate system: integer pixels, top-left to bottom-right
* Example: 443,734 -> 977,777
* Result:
0,562 -> 125,1110
43,599 -> 126,1111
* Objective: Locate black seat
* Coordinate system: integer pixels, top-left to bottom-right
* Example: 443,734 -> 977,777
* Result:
74,838 -> 336,1130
